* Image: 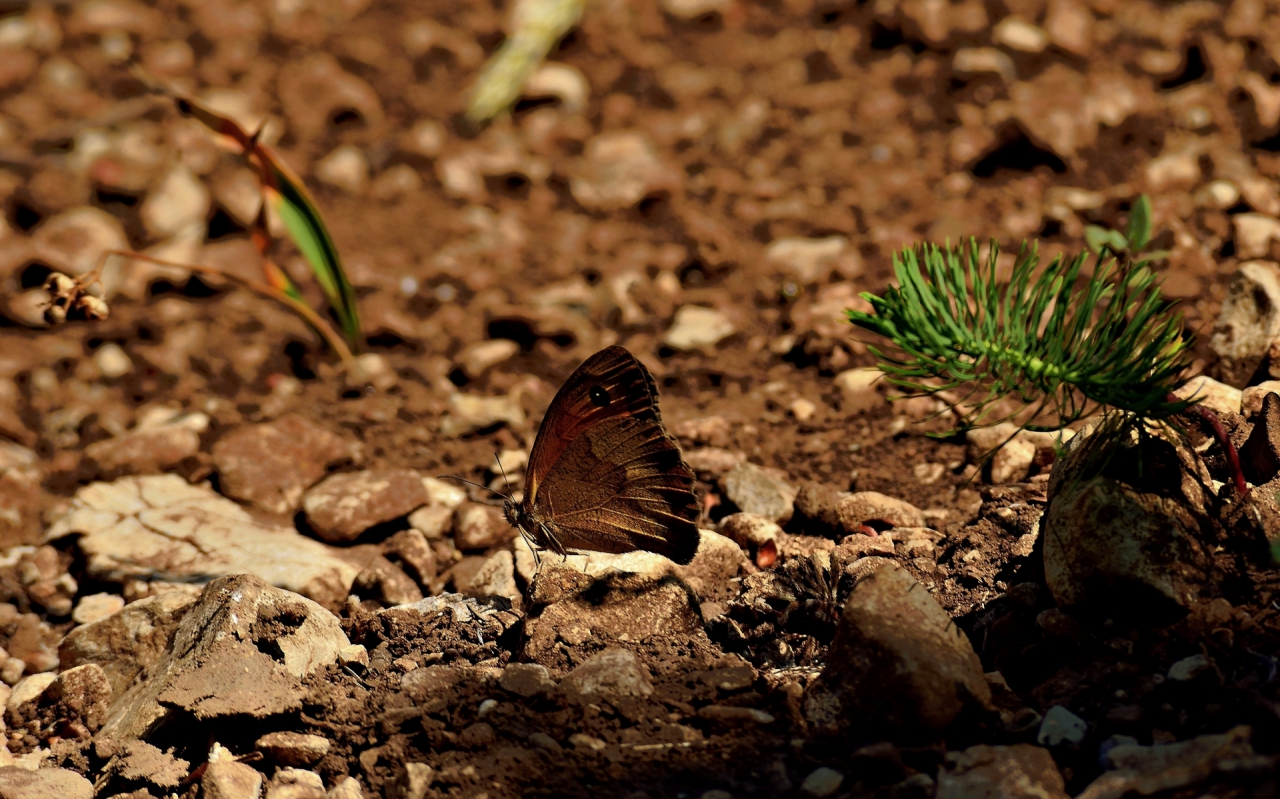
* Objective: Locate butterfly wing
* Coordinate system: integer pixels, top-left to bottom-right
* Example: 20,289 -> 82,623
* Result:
523,346 -> 700,564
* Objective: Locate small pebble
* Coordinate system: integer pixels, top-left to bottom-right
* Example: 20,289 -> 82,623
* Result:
338,644 -> 369,669
255,731 -> 331,767
1167,653 -> 1213,681
477,698 -> 498,717
94,343 -> 132,379
315,144 -> 369,193
569,733 -> 606,750
71,593 -> 125,625
789,398 -> 816,422
665,305 -> 736,350
1037,704 -> 1088,746
801,767 -> 844,797
527,732 -> 561,751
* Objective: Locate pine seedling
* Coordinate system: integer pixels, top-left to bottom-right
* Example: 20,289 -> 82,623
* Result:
1084,194 -> 1170,262
846,239 -> 1247,494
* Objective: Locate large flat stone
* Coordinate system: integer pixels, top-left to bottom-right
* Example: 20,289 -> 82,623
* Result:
44,475 -> 359,607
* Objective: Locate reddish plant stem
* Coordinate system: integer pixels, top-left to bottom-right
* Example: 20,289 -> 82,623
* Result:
1172,393 -> 1248,498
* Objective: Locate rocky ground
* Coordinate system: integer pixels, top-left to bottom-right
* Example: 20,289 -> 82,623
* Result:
3,0 -> 1280,797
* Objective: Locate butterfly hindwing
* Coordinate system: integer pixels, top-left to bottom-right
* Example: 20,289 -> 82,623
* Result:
520,346 -> 700,564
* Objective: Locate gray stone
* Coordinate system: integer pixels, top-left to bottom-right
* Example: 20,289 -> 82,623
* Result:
560,648 -> 653,704
835,491 -> 926,531
303,469 -> 428,543
805,563 -> 990,736
97,574 -> 349,742
439,392 -> 526,437
570,131 -> 679,212
70,592 -> 125,625
1167,653 -> 1214,681
723,462 -> 796,523
353,555 -> 423,606
1173,375 -> 1244,417
45,475 -> 359,607
513,527 -> 734,595
327,776 -> 364,799
465,549 -> 520,605
266,767 -> 325,799
936,744 -> 1069,799
800,767 -> 844,797
718,513 -> 780,550
1037,705 -> 1088,747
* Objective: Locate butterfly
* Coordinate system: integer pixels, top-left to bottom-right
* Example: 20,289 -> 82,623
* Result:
503,345 -> 701,566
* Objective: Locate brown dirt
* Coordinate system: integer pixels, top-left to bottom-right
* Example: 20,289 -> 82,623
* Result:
3,0 -> 1280,796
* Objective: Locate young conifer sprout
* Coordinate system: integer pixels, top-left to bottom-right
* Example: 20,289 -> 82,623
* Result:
847,238 -> 1247,495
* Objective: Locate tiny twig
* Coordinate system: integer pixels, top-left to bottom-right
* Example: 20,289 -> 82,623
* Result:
99,249 -> 355,365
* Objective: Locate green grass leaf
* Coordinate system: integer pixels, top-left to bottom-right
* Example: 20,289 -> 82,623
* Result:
1125,194 -> 1153,252
175,95 -> 362,349
1085,225 -> 1128,254
262,172 -> 362,348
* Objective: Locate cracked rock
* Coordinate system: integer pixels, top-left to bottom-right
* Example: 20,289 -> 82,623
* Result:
45,474 -> 359,607
97,573 -> 349,742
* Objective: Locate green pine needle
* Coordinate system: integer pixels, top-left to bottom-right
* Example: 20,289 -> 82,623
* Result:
846,239 -> 1196,433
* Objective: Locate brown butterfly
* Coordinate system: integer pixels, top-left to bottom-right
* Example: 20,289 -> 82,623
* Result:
503,345 -> 701,565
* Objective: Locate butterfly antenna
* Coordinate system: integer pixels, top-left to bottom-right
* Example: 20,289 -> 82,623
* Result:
435,475 -> 510,502
494,453 -> 515,495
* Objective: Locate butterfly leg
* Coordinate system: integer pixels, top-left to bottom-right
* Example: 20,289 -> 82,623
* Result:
515,523 -> 542,570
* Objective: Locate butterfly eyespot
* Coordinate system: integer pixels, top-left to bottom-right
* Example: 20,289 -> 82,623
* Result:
589,386 -> 611,407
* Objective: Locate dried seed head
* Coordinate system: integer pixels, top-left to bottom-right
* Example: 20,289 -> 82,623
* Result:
76,296 -> 110,321
43,304 -> 67,326
44,273 -> 76,296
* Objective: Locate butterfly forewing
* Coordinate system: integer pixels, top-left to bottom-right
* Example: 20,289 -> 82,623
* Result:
520,346 -> 700,564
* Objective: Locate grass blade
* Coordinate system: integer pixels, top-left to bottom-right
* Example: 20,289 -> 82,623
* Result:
174,95 -> 363,349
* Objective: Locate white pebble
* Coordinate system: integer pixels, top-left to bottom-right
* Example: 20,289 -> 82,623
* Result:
664,305 -> 735,350
94,342 -> 133,379
72,592 -> 125,625
315,145 -> 369,194
801,767 -> 844,797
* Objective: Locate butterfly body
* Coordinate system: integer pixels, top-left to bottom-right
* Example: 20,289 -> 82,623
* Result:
509,346 -> 700,565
